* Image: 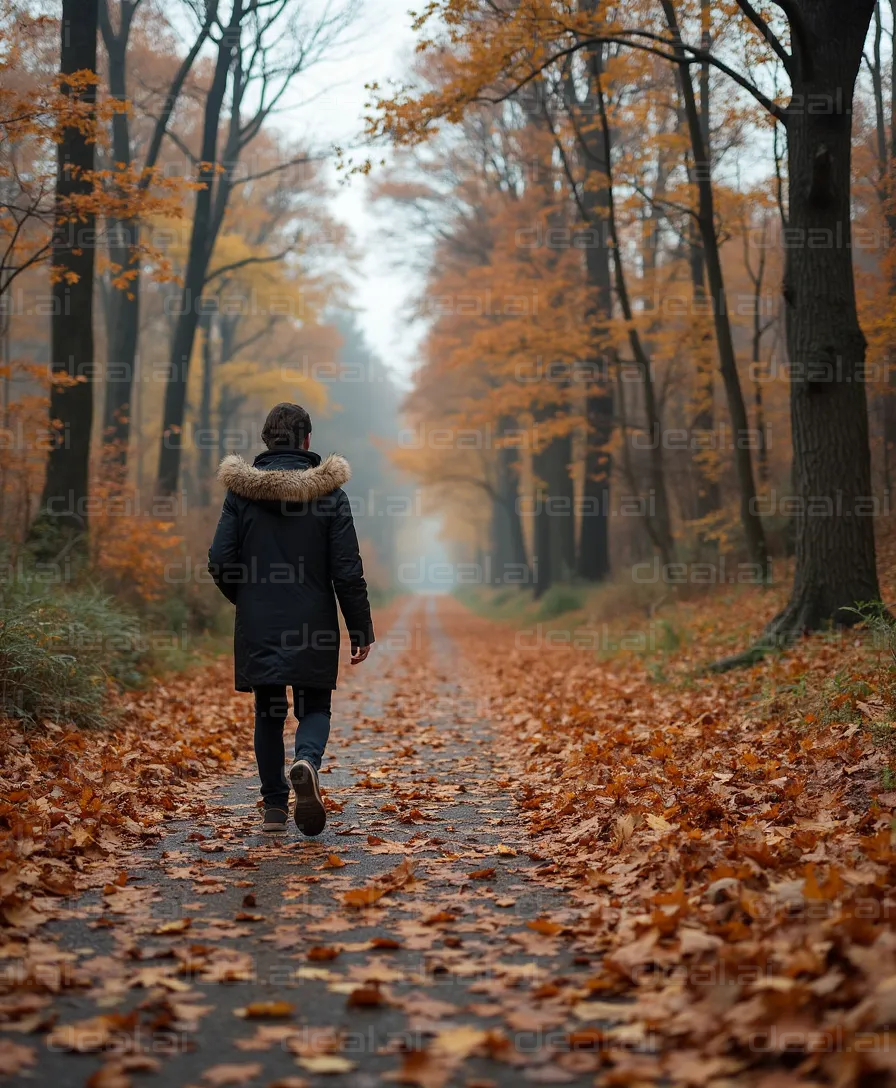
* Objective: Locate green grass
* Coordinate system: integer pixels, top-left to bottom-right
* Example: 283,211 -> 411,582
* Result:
0,579 -> 230,729
535,585 -> 587,620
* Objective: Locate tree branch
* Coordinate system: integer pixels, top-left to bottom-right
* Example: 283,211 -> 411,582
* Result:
203,248 -> 291,285
734,0 -> 793,72
477,31 -> 787,124
230,153 -> 321,187
140,2 -> 218,184
770,0 -> 813,80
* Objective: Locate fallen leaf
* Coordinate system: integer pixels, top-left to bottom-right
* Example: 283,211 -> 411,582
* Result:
370,936 -> 402,950
234,1002 -> 295,1020
347,984 -> 385,1007
383,1048 -> 452,1088
433,1025 -> 487,1058
202,1062 -> 264,1086
154,918 -> 192,935
47,1012 -> 137,1053
295,1055 -> 356,1074
307,946 -> 340,961
527,918 -> 563,936
0,1040 -> 35,1075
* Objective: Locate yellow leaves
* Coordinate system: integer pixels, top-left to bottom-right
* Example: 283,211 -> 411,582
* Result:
214,358 -> 326,417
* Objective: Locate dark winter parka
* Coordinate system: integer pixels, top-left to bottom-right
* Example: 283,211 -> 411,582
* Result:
208,448 -> 375,692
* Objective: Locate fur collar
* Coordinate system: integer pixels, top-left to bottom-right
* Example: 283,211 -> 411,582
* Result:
217,453 -> 351,502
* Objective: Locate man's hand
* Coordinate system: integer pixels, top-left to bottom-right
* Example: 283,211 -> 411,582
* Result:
351,644 -> 371,665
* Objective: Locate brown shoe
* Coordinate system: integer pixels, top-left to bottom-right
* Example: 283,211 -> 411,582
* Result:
289,759 -> 326,836
262,807 -> 288,832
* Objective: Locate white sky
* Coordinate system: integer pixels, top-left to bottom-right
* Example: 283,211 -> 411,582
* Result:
272,0 -> 425,384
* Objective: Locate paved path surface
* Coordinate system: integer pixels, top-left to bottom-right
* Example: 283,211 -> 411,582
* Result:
18,599 -> 623,1087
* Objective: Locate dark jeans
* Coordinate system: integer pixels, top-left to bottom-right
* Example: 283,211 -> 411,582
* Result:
253,686 -> 332,810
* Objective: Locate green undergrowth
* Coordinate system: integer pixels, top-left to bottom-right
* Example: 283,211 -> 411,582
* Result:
0,577 -> 231,729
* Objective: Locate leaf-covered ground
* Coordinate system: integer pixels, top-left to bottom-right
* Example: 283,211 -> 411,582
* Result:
2,585 -> 896,1087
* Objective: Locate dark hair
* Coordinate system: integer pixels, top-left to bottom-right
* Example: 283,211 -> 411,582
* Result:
261,402 -> 312,450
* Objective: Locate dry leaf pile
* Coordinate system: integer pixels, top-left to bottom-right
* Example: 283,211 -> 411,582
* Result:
438,584 -> 896,1085
2,591 -> 896,1086
0,665 -> 251,935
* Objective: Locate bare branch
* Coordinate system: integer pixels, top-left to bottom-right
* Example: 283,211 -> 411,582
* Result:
734,0 -> 792,72
203,247 -> 292,285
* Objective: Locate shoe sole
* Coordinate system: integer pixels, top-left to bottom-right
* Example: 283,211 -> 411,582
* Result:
290,760 -> 327,836
261,822 -> 287,833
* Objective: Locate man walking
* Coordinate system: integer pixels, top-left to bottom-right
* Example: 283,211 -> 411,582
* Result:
208,402 -> 374,836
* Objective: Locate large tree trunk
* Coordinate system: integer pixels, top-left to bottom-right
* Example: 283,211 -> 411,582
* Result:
157,1 -> 242,496
571,37 -> 613,582
33,0 -> 98,551
767,0 -> 880,637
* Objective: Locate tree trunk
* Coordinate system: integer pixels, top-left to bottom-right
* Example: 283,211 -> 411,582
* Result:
871,0 -> 896,500
579,389 -> 612,580
544,427 -> 576,582
491,420 -> 528,582
768,0 -> 880,636
664,0 -> 768,573
687,215 -> 720,526
33,0 -> 98,552
571,38 -> 614,582
101,23 -> 138,460
196,312 -> 214,506
596,80 -> 674,568
687,2 -> 720,530
99,0 -> 215,465
532,450 -> 553,600
157,0 -> 243,496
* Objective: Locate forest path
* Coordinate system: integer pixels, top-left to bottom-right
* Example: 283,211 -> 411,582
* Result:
20,597 -> 620,1088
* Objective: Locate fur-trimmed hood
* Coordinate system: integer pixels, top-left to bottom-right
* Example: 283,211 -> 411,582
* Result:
217,452 -> 351,503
